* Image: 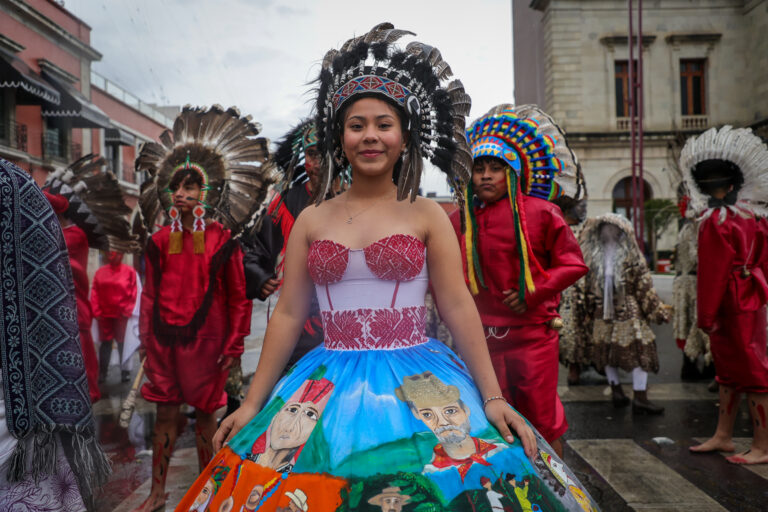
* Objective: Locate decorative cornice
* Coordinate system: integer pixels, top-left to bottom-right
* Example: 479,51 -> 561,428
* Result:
665,33 -> 722,45
0,0 -> 102,62
38,58 -> 78,84
0,34 -> 25,53
600,35 -> 657,49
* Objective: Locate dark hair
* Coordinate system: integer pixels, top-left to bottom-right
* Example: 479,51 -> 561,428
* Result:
336,93 -> 408,185
169,168 -> 204,192
691,159 -> 743,195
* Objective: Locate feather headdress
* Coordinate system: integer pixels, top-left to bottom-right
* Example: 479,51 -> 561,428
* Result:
462,104 -> 580,299
315,22 -> 472,203
273,118 -> 318,188
135,105 -> 274,252
681,125 -> 768,220
44,154 -> 140,253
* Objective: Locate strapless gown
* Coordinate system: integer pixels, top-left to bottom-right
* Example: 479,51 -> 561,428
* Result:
175,234 -> 599,512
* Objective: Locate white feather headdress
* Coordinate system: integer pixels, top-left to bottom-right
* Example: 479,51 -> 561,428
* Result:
680,125 -> 768,219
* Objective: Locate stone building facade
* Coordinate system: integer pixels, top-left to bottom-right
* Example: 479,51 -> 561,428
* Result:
513,0 -> 768,251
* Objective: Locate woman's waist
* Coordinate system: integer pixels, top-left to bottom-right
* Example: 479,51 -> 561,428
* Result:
319,305 -> 427,350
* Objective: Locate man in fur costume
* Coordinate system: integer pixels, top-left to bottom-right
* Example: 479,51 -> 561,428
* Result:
671,199 -> 713,383
451,105 -> 587,456
683,126 -> 768,465
576,213 -> 671,414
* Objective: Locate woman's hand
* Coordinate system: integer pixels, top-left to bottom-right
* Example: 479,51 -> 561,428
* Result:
212,402 -> 258,452
484,400 -> 537,459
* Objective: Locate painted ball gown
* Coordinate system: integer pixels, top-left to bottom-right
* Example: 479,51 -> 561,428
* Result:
175,234 -> 600,512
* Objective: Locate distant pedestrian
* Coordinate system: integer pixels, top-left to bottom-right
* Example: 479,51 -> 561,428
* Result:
0,158 -> 110,511
684,126 -> 768,465
576,213 -> 671,414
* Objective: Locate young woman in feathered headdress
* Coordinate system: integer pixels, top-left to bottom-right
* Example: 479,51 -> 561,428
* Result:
174,24 -> 600,512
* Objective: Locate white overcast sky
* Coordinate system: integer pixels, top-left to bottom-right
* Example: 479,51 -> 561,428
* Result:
65,0 -> 515,194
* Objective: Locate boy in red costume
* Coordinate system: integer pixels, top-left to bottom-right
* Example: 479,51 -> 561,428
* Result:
91,251 -> 138,383
451,106 -> 587,457
44,191 -> 102,403
683,127 -> 768,465
134,105 -> 271,512
139,167 -> 252,509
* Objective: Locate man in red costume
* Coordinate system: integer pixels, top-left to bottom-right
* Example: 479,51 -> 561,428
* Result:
91,251 -> 138,383
138,167 -> 252,511
44,191 -> 101,403
687,152 -> 768,465
451,106 -> 587,457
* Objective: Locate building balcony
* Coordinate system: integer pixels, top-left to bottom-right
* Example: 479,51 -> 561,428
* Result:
681,115 -> 708,130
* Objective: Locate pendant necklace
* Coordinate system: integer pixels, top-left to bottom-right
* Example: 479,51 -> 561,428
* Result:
344,194 -> 389,224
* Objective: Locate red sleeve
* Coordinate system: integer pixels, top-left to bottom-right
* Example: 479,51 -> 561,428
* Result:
221,242 -> 252,358
117,266 -> 138,317
140,237 -> 161,342
90,270 -> 103,318
525,209 -> 588,309
697,215 -> 735,330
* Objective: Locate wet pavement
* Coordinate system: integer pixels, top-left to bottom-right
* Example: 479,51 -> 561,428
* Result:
90,278 -> 768,511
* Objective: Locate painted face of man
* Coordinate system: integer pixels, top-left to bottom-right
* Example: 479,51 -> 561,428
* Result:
382,496 -> 404,512
245,485 -> 264,508
471,157 -> 509,204
415,401 -> 471,445
268,400 -> 320,450
172,175 -> 202,215
191,479 -> 215,509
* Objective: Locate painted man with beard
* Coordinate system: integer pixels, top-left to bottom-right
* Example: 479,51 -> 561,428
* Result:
396,372 -> 506,482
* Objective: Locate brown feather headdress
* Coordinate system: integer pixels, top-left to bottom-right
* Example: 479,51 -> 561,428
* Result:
44,154 -> 140,253
135,105 -> 275,246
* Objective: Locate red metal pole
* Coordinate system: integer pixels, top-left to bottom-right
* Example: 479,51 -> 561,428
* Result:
628,0 -> 637,238
637,0 -> 645,253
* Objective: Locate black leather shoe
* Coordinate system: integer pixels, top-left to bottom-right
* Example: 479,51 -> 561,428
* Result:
611,384 -> 630,408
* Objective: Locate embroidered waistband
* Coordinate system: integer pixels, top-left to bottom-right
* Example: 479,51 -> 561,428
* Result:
321,305 -> 427,351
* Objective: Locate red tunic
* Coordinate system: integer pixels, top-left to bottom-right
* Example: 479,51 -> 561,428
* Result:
62,224 -> 101,402
450,196 -> 587,442
697,210 -> 768,392
91,262 -> 137,342
140,222 -> 252,413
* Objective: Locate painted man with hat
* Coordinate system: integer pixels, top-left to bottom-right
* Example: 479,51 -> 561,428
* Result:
396,372 -> 507,484
368,486 -> 411,512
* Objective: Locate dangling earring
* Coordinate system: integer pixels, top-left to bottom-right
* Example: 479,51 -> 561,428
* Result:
168,206 -> 183,254
192,204 -> 206,254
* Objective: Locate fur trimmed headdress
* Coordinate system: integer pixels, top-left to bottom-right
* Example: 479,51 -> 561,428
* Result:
462,104 -> 580,299
681,125 -> 768,222
135,105 -> 274,253
315,22 -> 472,203
43,154 -> 140,254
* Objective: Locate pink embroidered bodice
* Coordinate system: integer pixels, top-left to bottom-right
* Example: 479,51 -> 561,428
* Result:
307,234 -> 428,350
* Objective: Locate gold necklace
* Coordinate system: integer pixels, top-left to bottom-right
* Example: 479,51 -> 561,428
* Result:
343,194 -> 389,224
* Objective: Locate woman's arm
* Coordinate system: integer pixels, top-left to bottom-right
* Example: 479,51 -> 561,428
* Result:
213,209 -> 316,450
423,200 -> 536,457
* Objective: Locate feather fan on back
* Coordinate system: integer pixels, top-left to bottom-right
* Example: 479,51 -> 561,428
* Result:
134,105 -> 275,239
44,154 -> 140,253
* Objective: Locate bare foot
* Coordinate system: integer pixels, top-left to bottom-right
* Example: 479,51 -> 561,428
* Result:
132,492 -> 168,512
726,448 -> 768,465
689,437 -> 735,453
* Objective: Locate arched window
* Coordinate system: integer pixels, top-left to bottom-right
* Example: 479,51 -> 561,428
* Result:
612,177 -> 652,221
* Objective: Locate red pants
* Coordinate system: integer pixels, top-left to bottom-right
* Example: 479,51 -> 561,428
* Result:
142,335 -> 229,414
80,328 -> 101,403
485,323 -> 567,442
97,316 -> 128,343
710,308 -> 768,393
